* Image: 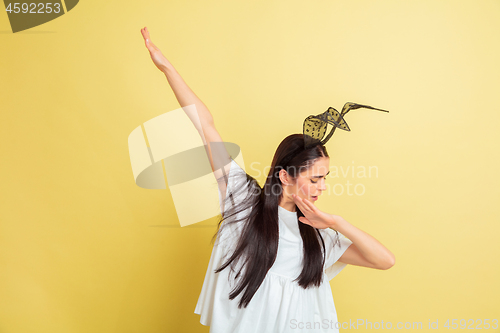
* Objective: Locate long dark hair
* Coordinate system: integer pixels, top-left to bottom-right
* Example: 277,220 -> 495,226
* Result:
211,133 -> 339,309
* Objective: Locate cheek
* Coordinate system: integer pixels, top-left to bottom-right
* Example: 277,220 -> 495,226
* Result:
297,180 -> 314,195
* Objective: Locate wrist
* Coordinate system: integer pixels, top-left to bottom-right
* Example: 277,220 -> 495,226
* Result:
160,62 -> 175,75
328,214 -> 345,230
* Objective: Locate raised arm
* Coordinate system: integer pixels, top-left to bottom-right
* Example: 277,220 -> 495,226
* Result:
140,27 -> 233,207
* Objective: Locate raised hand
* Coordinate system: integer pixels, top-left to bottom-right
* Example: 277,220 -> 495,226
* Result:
292,194 -> 338,230
140,27 -> 171,72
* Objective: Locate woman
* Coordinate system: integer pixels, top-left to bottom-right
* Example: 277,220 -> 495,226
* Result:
140,27 -> 395,333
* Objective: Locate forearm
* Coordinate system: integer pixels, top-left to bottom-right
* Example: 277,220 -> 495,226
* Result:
159,62 -> 231,176
330,216 -> 395,268
160,62 -> 214,132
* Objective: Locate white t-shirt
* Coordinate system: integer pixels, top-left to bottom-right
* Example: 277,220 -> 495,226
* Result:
195,159 -> 353,332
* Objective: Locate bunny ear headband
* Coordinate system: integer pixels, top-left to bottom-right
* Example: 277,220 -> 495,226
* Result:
303,102 -> 390,149
279,102 -> 389,168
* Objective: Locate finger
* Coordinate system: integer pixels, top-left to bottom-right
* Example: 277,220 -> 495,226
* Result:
292,194 -> 303,208
298,215 -> 308,223
142,28 -> 159,52
144,37 -> 155,51
298,216 -> 311,226
293,194 -> 311,213
301,197 -> 316,211
294,195 -> 309,212
141,29 -> 150,45
294,191 -> 315,210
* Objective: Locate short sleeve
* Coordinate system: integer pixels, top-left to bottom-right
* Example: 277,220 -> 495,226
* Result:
217,158 -> 252,215
195,159 -> 254,324
215,159 -> 254,252
321,228 -> 353,281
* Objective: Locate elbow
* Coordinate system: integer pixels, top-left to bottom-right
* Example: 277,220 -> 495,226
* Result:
198,117 -> 215,134
205,116 -> 216,129
378,254 -> 396,270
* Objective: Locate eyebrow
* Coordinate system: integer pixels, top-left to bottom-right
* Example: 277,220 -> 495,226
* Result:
311,171 -> 330,178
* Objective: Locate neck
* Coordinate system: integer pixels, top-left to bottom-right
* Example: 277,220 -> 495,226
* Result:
278,198 -> 296,212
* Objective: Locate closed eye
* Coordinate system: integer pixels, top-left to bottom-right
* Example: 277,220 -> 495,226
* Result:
311,176 -> 330,184
311,171 -> 330,183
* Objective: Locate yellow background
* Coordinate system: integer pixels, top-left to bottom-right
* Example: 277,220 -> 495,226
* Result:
1,0 -> 499,332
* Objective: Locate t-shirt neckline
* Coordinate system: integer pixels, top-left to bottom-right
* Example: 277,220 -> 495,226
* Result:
278,205 -> 297,217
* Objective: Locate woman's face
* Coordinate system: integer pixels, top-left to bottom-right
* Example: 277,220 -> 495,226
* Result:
281,157 -> 330,203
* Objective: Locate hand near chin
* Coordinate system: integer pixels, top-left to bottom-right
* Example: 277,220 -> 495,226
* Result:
292,194 -> 338,230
